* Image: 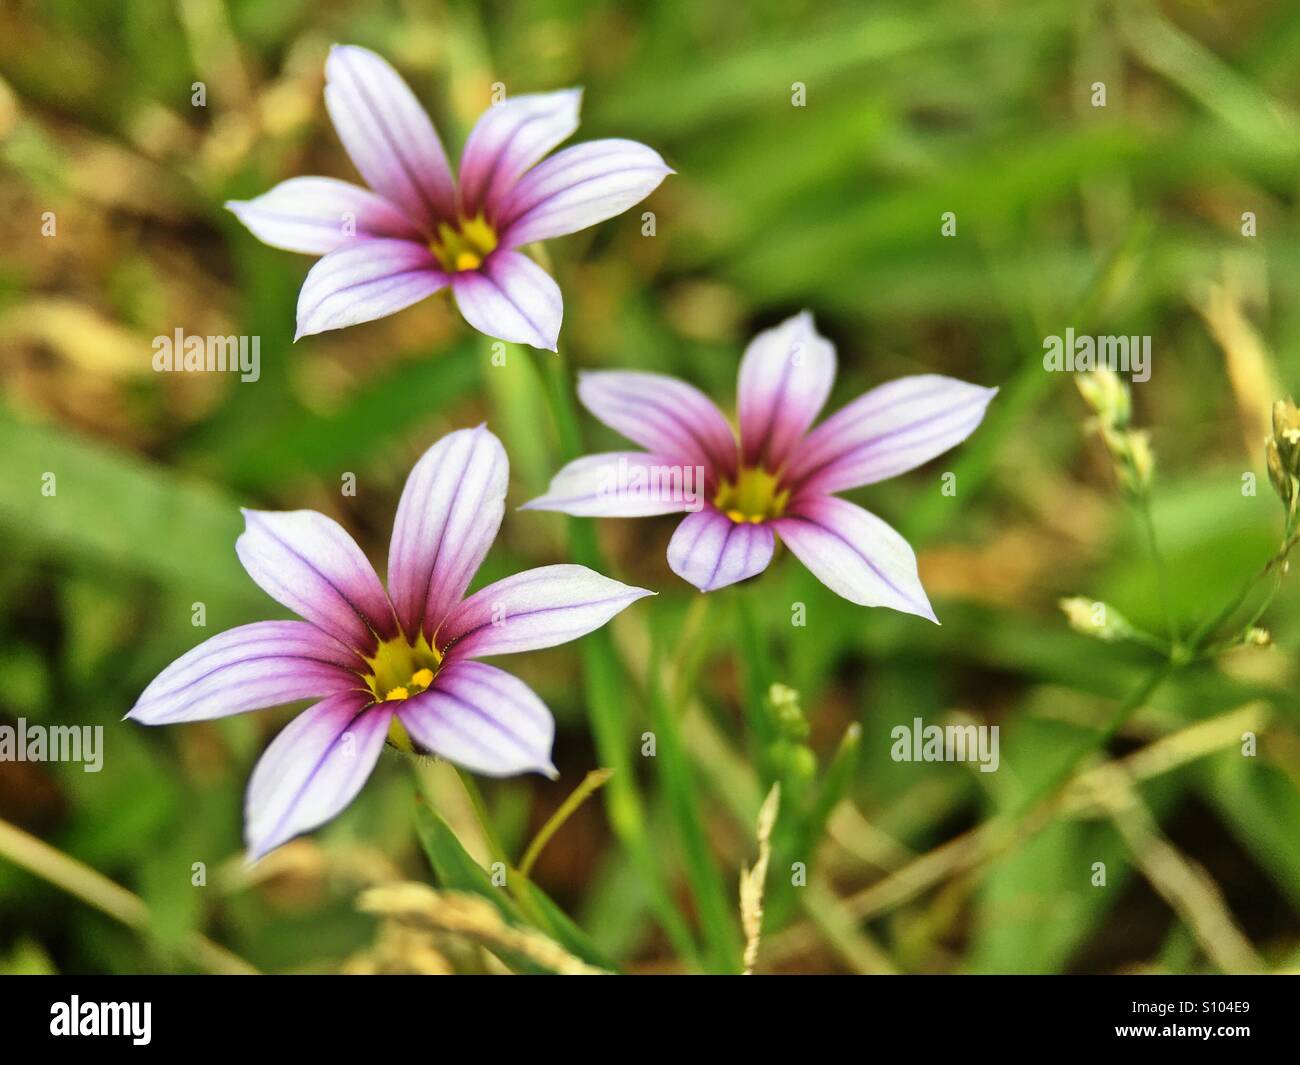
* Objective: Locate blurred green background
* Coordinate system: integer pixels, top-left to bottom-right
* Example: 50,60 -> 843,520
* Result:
1,0 -> 1299,974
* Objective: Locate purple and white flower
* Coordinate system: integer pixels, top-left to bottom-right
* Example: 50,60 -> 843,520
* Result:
227,45 -> 672,350
127,426 -> 652,860
524,312 -> 996,620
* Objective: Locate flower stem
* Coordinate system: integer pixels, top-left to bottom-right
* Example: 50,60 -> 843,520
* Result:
734,584 -> 778,782
672,593 -> 714,707
1187,528 -> 1300,649
536,345 -> 702,965
648,636 -> 745,972
1002,659 -> 1175,825
1136,494 -> 1180,646
453,766 -> 509,868
518,768 -> 613,878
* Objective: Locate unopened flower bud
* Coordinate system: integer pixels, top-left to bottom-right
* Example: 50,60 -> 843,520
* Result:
1124,430 -> 1154,494
1267,436 -> 1293,508
1059,596 -> 1134,643
767,683 -> 809,742
1272,399 -> 1300,473
1077,369 -> 1131,429
1100,427 -> 1154,497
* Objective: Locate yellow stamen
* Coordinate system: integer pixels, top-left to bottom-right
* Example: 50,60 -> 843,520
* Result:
715,466 -> 790,524
430,214 -> 498,274
363,634 -> 445,753
363,634 -> 442,700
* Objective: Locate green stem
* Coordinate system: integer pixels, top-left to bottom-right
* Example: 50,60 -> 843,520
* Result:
1136,494 -> 1180,645
518,769 -> 612,878
1009,660 -> 1175,820
734,584 -> 778,783
537,347 -> 702,966
1124,627 -> 1173,657
672,594 -> 714,708
648,641 -> 744,973
1187,529 -> 1300,648
454,767 -> 508,868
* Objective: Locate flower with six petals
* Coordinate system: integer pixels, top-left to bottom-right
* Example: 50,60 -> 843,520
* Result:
127,426 -> 652,860
227,45 -> 672,350
524,312 -> 996,621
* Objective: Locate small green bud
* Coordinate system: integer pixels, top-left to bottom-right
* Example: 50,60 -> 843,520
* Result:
1245,627 -> 1271,647
1077,369 -> 1131,429
1266,436 -> 1293,508
767,683 -> 809,742
1099,426 -> 1154,497
788,744 -> 817,783
1123,429 -> 1154,494
1272,399 -> 1300,473
767,740 -> 816,801
1058,596 -> 1135,642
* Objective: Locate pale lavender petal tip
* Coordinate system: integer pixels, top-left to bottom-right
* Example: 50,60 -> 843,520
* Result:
788,375 -> 998,495
126,621 -> 364,725
451,250 -> 562,351
737,310 -> 837,470
521,452 -> 705,517
666,508 -> 776,593
436,563 -> 654,659
388,425 -> 509,641
323,44 -> 458,228
244,691 -> 390,863
397,660 -> 557,778
575,370 -> 736,480
773,496 -> 938,623
498,138 -> 673,248
225,177 -> 421,257
458,88 -> 583,219
294,238 -> 450,341
235,507 -> 396,651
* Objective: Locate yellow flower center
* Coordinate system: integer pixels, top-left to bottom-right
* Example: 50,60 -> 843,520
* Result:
362,635 -> 443,751
713,466 -> 789,524
430,214 -> 498,273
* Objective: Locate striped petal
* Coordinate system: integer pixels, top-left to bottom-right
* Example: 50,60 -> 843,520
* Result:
786,376 -> 998,495
397,660 -> 555,778
498,139 -> 672,247
387,426 -> 508,642
236,509 -> 397,653
436,564 -> 653,659
225,177 -> 422,256
738,312 -> 836,470
457,90 -> 582,220
577,370 -> 737,481
666,507 -> 775,593
294,238 -> 449,340
451,249 -> 562,351
324,44 -> 457,228
127,621 -> 364,725
244,691 -> 390,861
521,452 -> 703,516
771,495 -> 936,621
